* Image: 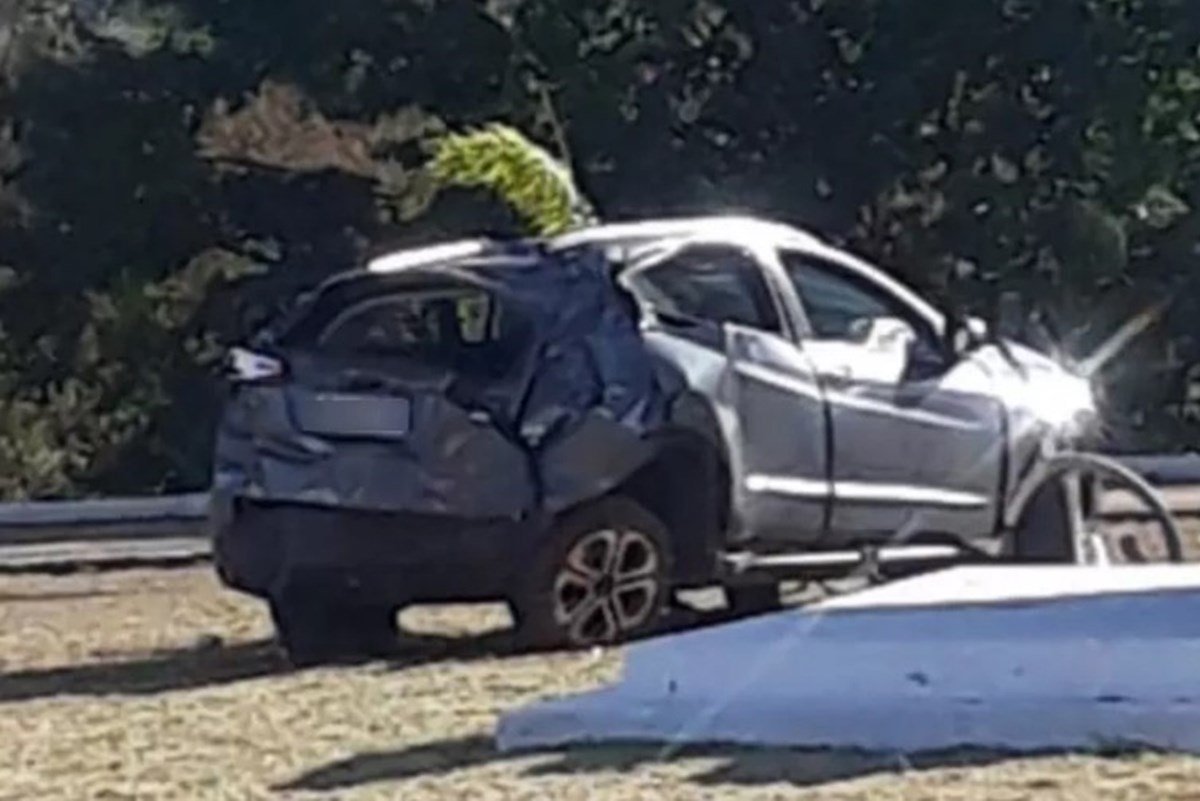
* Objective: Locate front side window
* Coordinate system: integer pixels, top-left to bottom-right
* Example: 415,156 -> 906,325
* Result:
623,245 -> 782,332
780,250 -> 938,347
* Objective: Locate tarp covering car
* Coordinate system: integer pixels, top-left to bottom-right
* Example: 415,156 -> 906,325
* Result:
213,242 -> 677,521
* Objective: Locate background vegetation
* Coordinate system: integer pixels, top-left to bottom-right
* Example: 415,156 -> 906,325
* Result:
2,0 -> 1200,498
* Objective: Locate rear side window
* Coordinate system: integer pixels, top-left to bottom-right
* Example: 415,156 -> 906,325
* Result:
314,288 -> 531,378
623,245 -> 782,333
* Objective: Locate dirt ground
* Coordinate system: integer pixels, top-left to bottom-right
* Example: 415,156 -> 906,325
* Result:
2,563 -> 1200,800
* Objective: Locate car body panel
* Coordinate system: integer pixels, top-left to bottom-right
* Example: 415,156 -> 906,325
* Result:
724,323 -> 831,544
596,220 -> 1016,546
816,350 -> 1005,541
214,244 -> 671,523
213,215 -> 1095,602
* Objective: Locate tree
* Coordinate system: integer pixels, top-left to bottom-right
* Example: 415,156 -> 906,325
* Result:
2,0 -> 1200,498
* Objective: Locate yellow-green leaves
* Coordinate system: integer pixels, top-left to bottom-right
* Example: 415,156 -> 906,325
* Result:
428,124 -> 595,237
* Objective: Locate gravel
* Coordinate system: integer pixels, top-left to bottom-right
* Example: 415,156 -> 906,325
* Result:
1,565 -> 1200,800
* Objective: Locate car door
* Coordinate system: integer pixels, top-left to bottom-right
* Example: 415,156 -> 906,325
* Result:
777,248 -> 1004,543
622,243 -> 830,544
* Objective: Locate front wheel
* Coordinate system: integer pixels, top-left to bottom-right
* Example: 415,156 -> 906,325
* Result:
511,496 -> 672,650
1011,452 -> 1183,564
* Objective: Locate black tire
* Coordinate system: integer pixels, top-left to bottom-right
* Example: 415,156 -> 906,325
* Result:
269,592 -> 398,666
511,496 -> 672,650
1012,478 -> 1075,562
1012,453 -> 1183,564
725,582 -> 782,616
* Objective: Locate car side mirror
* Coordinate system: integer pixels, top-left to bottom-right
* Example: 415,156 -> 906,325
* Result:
941,309 -> 989,361
859,316 -> 917,353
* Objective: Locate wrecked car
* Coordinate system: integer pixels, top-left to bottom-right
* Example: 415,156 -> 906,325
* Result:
211,216 -> 1106,661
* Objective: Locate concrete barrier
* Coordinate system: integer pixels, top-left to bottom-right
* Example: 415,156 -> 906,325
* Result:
498,565 -> 1200,754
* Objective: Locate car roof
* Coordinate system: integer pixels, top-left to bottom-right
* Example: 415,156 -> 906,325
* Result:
550,216 -> 943,329
360,215 -> 944,331
547,215 -> 825,254
365,238 -> 504,273
361,216 -> 824,274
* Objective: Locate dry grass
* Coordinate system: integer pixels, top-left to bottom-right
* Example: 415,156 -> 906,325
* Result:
2,564 -> 1200,800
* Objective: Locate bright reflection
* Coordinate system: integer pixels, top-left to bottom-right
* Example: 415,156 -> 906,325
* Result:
367,239 -> 488,273
1077,300 -> 1169,378
1025,370 -> 1096,432
995,357 -> 1096,434
994,299 -> 1168,438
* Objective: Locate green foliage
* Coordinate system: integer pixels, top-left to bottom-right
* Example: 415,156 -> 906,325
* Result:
6,0 -> 1200,497
86,1 -> 213,57
0,247 -> 257,498
429,124 -> 594,236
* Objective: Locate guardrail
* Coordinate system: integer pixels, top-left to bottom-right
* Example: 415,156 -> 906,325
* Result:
0,493 -> 209,570
1113,454 -> 1200,485
0,493 -> 209,544
0,455 -> 1192,570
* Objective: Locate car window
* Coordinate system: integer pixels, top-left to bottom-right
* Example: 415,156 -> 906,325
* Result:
317,288 -> 529,378
623,245 -> 782,333
780,250 -> 938,349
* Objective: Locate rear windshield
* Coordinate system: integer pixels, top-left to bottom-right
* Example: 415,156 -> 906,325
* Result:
282,283 -> 533,379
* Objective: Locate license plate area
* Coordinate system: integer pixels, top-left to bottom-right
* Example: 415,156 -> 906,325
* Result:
287,388 -> 411,440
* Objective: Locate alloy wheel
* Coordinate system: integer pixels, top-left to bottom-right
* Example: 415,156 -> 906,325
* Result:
552,527 -> 662,645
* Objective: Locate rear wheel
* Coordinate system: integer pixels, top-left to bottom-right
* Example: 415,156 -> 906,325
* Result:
511,496 -> 672,650
269,592 -> 398,666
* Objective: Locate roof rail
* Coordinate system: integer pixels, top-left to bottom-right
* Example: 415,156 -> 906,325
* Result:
366,238 -> 495,274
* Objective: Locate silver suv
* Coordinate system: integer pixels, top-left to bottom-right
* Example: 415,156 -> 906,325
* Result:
212,216 -> 1101,662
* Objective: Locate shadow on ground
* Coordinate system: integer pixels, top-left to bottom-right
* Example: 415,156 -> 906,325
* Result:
280,734 -> 1148,794
0,622 -> 525,703
0,596 -> 752,704
279,735 -> 496,791
0,639 -> 287,702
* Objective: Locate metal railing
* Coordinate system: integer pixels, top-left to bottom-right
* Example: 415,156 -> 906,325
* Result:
0,493 -> 209,544
0,454 -> 1193,569
0,493 -> 210,570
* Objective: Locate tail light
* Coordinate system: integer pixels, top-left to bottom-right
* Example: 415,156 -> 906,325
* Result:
226,346 -> 286,383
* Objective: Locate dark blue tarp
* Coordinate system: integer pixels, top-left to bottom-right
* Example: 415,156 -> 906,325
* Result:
214,243 -> 677,519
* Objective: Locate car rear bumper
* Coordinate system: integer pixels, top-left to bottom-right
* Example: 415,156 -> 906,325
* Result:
212,494 -> 543,606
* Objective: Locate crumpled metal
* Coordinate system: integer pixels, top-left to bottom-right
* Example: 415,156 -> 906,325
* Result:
213,243 -> 677,519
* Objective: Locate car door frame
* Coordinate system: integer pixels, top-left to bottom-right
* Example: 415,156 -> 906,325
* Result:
620,235 -> 834,546
762,243 -> 1008,546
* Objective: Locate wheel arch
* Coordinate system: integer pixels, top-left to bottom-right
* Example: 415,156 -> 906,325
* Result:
534,390 -> 734,587
611,395 -> 732,586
